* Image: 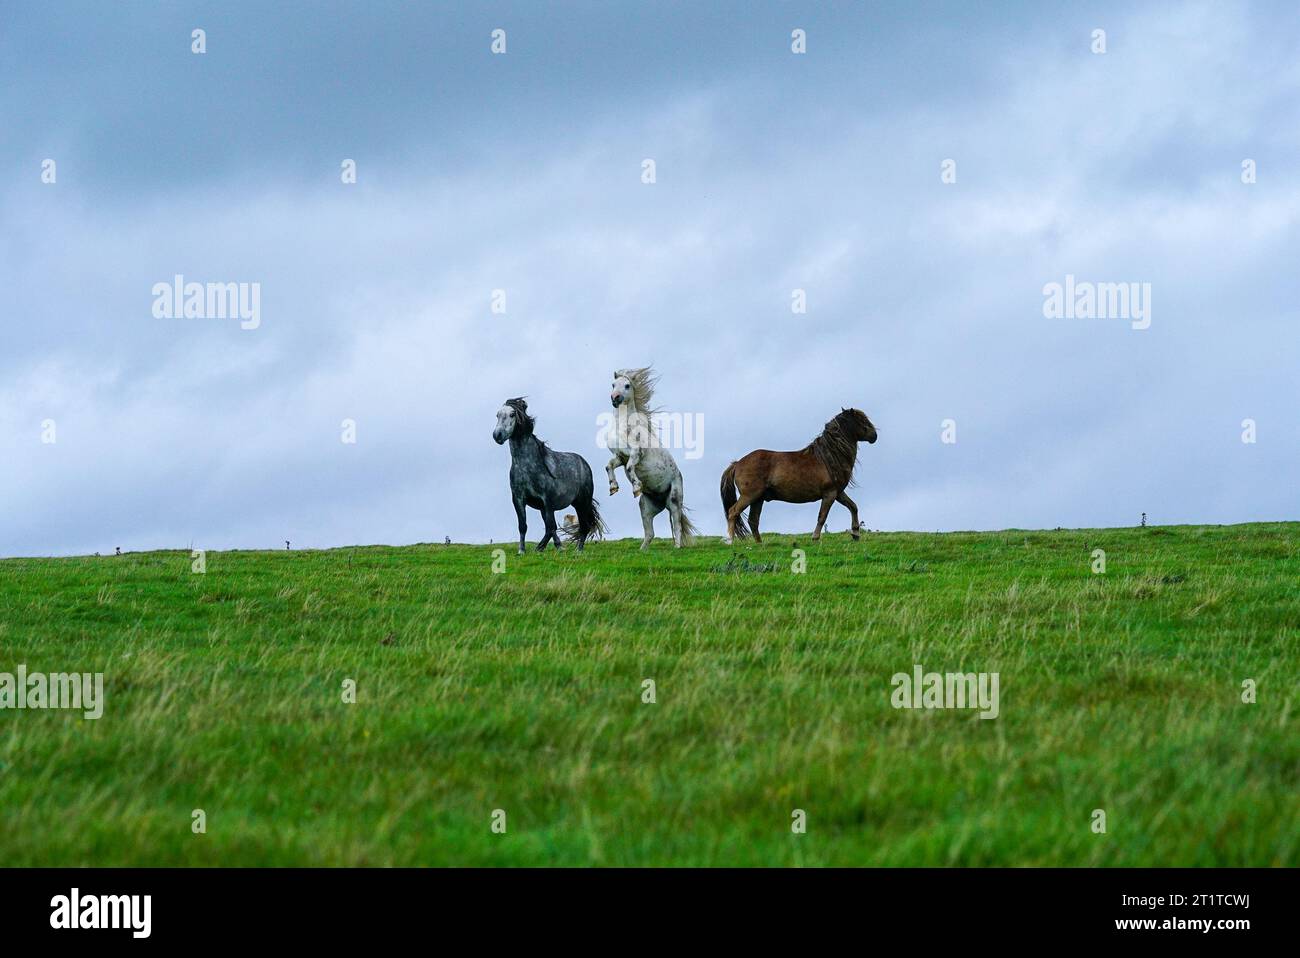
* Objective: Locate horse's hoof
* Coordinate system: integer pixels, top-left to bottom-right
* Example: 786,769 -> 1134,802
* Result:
608,485 -> 619,496
632,486 -> 642,498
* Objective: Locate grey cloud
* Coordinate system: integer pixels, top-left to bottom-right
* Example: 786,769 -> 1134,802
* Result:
3,1 -> 1297,556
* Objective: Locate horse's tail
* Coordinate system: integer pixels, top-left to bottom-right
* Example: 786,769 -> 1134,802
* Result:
573,489 -> 608,545
678,507 -> 699,546
720,461 -> 749,539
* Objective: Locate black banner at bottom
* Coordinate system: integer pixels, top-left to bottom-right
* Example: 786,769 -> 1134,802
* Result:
0,867 -> 1287,946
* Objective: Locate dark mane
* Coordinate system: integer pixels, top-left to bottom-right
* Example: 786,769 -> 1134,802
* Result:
804,410 -> 860,488
504,397 -> 554,475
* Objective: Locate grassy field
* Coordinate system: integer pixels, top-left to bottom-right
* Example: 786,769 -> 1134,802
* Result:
0,523 -> 1295,867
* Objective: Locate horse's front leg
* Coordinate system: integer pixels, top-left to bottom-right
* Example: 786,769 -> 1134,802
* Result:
626,447 -> 644,498
606,454 -> 622,496
513,498 -> 528,555
537,510 -> 559,552
836,490 -> 861,540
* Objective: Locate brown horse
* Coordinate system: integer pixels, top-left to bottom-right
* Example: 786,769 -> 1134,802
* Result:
720,408 -> 877,543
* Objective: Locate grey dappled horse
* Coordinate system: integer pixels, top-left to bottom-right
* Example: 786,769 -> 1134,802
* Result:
493,397 -> 607,553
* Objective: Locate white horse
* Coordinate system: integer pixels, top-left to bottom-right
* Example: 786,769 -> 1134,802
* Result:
604,367 -> 697,549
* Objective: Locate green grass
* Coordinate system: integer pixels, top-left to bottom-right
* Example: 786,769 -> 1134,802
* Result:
0,523 -> 1296,866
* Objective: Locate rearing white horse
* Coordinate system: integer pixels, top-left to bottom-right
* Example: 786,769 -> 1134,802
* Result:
605,367 -> 697,549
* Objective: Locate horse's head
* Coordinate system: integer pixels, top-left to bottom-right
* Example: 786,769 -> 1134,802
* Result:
610,372 -> 633,408
841,407 -> 878,444
611,367 -> 657,410
493,397 -> 532,444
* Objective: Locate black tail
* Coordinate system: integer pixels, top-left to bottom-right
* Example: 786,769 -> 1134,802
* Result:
571,491 -> 608,546
720,461 -> 749,539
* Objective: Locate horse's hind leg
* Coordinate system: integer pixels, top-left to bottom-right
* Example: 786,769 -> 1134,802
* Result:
748,499 -> 764,544
666,477 -> 686,548
574,492 -> 597,551
573,503 -> 587,552
836,490 -> 861,540
811,493 -> 836,541
727,488 -> 762,541
638,494 -> 658,550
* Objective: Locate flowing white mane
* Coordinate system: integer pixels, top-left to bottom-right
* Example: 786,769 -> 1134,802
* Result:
616,366 -> 660,417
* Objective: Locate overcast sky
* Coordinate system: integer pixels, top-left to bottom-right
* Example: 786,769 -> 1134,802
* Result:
2,0 -> 1297,556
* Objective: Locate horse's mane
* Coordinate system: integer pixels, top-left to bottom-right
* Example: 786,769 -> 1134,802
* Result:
616,367 -> 660,417
504,397 -> 554,475
804,410 -> 860,488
